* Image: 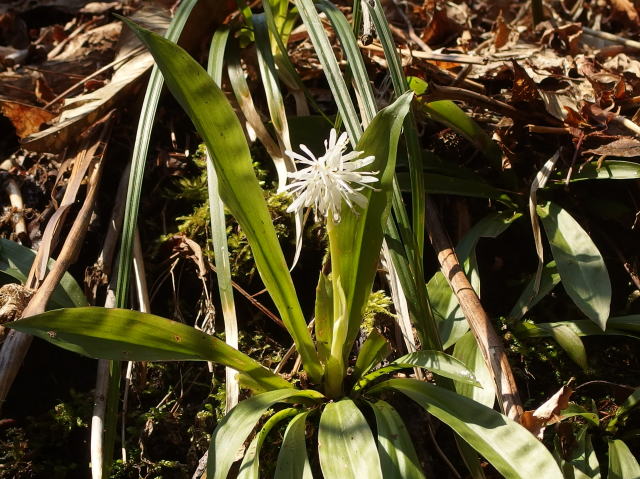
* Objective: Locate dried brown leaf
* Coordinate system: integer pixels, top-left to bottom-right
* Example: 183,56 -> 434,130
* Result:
493,11 -> 511,49
511,61 -> 542,104
0,100 -> 55,138
582,137 -> 640,156
521,386 -> 574,439
610,0 -> 640,27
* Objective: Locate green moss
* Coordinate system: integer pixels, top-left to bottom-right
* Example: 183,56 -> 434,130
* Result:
361,290 -> 395,335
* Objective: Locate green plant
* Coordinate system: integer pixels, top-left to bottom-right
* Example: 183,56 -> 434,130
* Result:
6,13 -> 565,478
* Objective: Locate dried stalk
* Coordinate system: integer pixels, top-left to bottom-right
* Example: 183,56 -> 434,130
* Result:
89,164 -> 131,479
4,179 -> 27,240
426,197 -> 523,420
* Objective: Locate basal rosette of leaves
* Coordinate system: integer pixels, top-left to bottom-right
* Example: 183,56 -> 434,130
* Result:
7,12 -> 565,479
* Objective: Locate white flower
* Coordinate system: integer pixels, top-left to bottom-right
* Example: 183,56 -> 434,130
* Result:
284,129 -> 379,222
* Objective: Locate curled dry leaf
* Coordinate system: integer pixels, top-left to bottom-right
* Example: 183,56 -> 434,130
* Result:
0,100 -> 55,138
520,385 -> 574,439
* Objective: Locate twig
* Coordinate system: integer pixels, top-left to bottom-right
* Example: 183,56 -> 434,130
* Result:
426,196 -> 523,421
583,27 -> 640,50
527,125 -> 571,134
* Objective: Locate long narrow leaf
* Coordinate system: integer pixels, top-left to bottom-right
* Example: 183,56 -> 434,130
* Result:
608,439 -> 640,479
120,18 -> 323,382
237,408 -> 299,479
537,201 -> 611,329
8,307 -> 292,392
453,331 -> 495,407
274,411 -> 313,479
353,350 -> 479,392
318,399 -> 383,479
208,389 -> 323,479
0,238 -> 87,309
325,92 -> 412,393
371,379 -> 564,479
369,400 -> 425,479
295,0 -> 362,144
206,24 -> 240,411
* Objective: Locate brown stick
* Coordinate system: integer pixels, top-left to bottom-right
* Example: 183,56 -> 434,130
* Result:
426,197 -> 523,420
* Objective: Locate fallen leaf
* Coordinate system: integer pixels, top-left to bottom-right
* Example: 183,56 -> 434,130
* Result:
609,0 -> 640,27
0,100 -> 55,138
21,7 -> 169,152
582,137 -> 640,157
492,11 -> 511,49
511,61 -> 542,104
520,386 -> 574,439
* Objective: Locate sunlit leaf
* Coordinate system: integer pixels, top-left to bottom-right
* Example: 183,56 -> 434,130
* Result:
453,331 -> 495,408
318,399 -> 383,479
325,92 -> 412,390
8,307 -> 292,392
119,17 -> 322,382
608,439 -> 640,479
371,379 -> 564,479
537,201 -> 611,329
369,400 -> 425,479
354,350 -> 479,392
209,389 -> 323,479
274,411 -> 313,479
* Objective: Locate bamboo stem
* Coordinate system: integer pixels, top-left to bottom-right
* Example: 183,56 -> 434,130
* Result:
426,197 -> 523,420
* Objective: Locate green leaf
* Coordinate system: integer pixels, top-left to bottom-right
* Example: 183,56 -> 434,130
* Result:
7,307 -> 292,392
318,399 -> 383,479
607,386 -> 640,433
119,17 -> 322,382
325,92 -> 413,391
295,0 -> 362,143
509,261 -> 561,321
0,238 -> 87,309
369,400 -> 425,479
371,379 -> 564,479
316,0 -> 376,125
274,411 -> 313,479
568,427 -> 601,479
237,408 -> 299,479
352,329 -> 391,382
314,270 -> 333,364
537,201 -> 611,329
539,323 -> 589,370
514,317 -> 640,341
608,439 -> 640,479
453,331 -> 495,408
209,389 -> 323,479
552,160 -> 640,183
354,350 -> 479,393
408,76 -> 500,163
560,404 -> 600,428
